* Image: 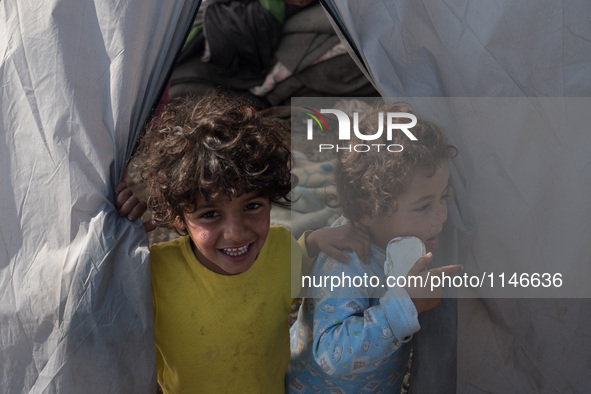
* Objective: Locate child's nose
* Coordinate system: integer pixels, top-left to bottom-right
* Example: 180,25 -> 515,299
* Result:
224,215 -> 248,241
434,201 -> 448,225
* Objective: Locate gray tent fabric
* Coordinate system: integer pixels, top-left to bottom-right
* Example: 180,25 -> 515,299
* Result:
0,0 -> 199,392
322,1 -> 591,393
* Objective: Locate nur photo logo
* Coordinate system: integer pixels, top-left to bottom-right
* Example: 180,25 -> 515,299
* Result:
303,107 -> 418,152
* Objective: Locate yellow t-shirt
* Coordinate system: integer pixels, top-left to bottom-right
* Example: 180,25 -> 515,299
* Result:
150,226 -> 305,393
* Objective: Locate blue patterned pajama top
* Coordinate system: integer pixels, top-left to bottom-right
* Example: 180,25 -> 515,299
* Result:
287,217 -> 420,393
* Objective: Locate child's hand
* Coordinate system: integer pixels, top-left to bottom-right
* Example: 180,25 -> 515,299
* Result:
115,182 -> 157,232
403,253 -> 463,314
305,223 -> 371,264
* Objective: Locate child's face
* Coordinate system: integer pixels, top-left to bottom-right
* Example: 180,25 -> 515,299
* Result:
364,161 -> 450,253
176,191 -> 271,275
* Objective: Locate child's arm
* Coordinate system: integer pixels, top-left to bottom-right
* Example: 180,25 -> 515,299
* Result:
115,182 -> 156,232
305,255 -> 419,377
301,250 -> 463,378
304,222 -> 371,263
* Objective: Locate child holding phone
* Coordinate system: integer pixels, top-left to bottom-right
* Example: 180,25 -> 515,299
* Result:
287,102 -> 463,393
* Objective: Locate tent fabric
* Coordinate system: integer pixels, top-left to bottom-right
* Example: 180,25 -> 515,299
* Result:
321,1 -> 591,393
0,0 -> 199,392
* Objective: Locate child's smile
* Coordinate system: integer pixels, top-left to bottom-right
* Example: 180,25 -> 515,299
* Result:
177,191 -> 271,275
222,244 -> 250,257
363,161 -> 451,253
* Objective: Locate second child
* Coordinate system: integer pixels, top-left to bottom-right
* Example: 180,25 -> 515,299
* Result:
287,102 -> 463,393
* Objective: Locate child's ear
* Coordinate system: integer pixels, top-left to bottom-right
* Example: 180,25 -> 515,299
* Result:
357,199 -> 375,227
173,215 -> 186,231
359,214 -> 375,228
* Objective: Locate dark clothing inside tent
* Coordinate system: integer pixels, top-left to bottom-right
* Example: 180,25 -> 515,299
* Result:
169,1 -> 378,107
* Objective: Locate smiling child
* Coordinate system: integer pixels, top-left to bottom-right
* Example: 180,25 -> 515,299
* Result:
134,92 -> 369,393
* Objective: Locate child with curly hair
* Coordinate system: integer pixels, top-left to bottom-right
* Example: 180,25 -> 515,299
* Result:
287,102 -> 463,393
133,92 -> 369,393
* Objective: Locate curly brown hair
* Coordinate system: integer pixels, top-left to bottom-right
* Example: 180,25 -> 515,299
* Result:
134,92 -> 291,231
335,102 -> 457,224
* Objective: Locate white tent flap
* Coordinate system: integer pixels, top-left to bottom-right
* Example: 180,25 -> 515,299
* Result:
0,0 -> 199,392
322,0 -> 591,392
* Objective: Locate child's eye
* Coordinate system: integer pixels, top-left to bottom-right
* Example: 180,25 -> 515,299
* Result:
415,204 -> 429,212
245,202 -> 262,211
200,210 -> 219,219
441,193 -> 451,201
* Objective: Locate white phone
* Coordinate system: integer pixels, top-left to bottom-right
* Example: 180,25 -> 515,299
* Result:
384,236 -> 426,278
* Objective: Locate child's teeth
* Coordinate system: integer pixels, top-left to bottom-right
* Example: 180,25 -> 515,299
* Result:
224,245 -> 249,256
